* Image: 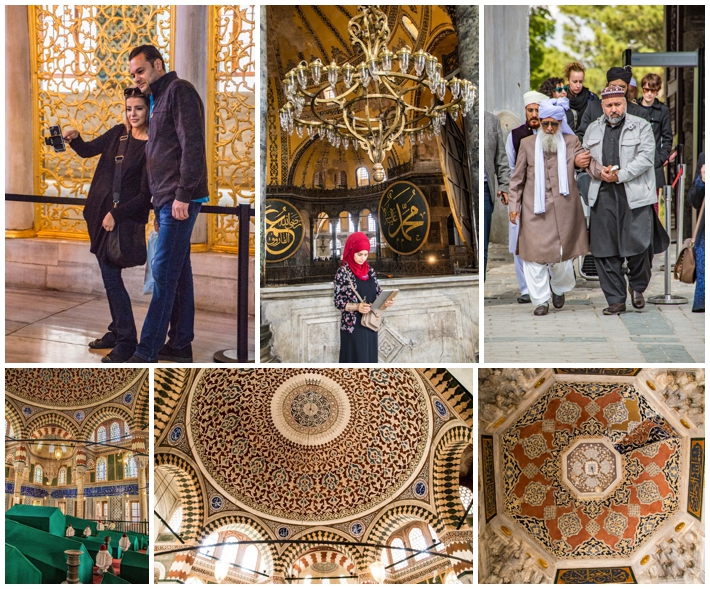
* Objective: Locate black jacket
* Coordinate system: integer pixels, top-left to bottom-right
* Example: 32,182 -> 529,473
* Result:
69,124 -> 152,261
145,71 -> 209,207
687,152 -> 705,240
576,98 -> 651,142
636,98 -> 673,188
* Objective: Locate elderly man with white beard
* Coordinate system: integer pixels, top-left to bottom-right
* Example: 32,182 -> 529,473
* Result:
508,98 -> 590,316
583,86 -> 670,314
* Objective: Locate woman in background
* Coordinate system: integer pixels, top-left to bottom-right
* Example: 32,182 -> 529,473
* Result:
687,153 -> 704,313
333,232 -> 394,363
64,88 -> 153,362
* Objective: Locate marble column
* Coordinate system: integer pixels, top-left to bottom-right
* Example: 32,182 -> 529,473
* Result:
259,5 -> 279,362
75,467 -> 86,518
5,6 -> 35,235
174,5 -> 208,245
268,573 -> 287,584
440,528 -> 474,582
166,550 -> 197,583
454,6 -> 479,260
12,463 -> 26,506
136,456 -> 149,522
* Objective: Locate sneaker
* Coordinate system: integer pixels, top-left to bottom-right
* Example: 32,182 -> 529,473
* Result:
158,343 -> 193,363
517,294 -> 531,304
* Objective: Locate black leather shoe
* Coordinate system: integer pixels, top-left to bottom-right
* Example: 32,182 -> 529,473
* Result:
552,292 -> 565,309
125,354 -> 154,363
158,343 -> 193,363
629,286 -> 645,309
603,303 -> 627,315
88,335 -> 116,349
517,294 -> 531,304
533,305 -> 549,316
101,351 -> 132,364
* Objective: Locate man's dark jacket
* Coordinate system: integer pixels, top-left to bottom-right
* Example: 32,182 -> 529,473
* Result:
636,97 -> 673,188
576,98 -> 650,141
145,71 -> 209,207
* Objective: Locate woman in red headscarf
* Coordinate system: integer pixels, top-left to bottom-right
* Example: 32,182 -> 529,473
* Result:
333,232 -> 394,362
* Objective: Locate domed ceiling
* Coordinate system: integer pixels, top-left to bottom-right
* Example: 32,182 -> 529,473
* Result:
186,368 -> 432,524
6,368 -> 144,408
502,381 -> 681,559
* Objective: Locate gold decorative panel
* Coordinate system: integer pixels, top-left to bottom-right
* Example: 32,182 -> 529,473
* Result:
30,5 -> 173,239
207,5 -> 256,254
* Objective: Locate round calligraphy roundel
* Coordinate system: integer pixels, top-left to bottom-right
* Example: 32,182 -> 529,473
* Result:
378,181 -> 430,255
265,199 -> 305,263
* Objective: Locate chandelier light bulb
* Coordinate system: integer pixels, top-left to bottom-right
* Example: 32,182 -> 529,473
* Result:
413,49 -> 426,77
326,61 -> 339,88
397,46 -> 411,72
425,54 -> 437,80
306,125 -> 315,139
369,561 -> 386,584
296,125 -> 303,138
310,58 -> 323,85
342,136 -> 349,150
296,63 -> 308,89
358,62 -> 370,86
379,49 -> 393,73
450,77 -> 461,99
436,80 -> 446,101
342,63 -> 354,88
214,561 -> 229,583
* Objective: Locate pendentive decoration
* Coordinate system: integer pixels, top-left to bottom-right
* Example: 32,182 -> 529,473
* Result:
378,181 -> 430,254
277,5 -> 476,182
265,199 -> 305,263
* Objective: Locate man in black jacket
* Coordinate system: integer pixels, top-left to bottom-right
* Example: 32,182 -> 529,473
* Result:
127,45 -> 209,363
576,66 -> 650,141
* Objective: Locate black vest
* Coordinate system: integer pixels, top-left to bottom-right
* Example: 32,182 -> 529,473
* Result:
511,124 -> 535,160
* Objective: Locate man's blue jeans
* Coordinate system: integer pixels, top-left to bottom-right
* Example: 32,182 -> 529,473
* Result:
134,201 -> 201,361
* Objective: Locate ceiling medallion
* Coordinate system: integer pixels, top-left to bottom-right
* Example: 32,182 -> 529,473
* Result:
561,438 -> 622,500
271,374 -> 351,446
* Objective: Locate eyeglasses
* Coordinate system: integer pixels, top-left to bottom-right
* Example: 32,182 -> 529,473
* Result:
124,87 -> 146,98
541,121 -> 560,128
642,87 -> 659,93
554,85 -> 569,93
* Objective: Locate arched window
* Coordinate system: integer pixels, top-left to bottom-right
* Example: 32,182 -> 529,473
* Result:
381,547 -> 388,566
34,465 -> 43,484
200,531 -> 219,557
221,536 -> 239,564
242,544 -> 259,572
314,171 -> 325,189
110,422 -> 121,442
409,527 -> 428,561
368,213 -> 376,232
401,15 -> 419,41
58,466 -> 67,485
356,167 -> 369,187
335,170 -> 348,188
125,456 -> 137,478
168,506 -> 182,534
390,538 -> 407,571
124,422 -> 130,436
428,525 -> 444,551
97,426 -> 107,444
460,485 -> 473,510
96,457 -> 107,481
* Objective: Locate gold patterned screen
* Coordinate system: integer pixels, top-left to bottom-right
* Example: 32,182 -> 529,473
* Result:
207,5 -> 256,254
30,5 -> 173,239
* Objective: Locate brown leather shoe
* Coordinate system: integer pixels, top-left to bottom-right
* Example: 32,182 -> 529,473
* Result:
603,302 -> 627,315
552,292 -> 565,309
533,305 -> 549,316
628,286 -> 645,309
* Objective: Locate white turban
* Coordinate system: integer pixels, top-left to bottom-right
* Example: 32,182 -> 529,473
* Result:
534,98 -> 572,215
524,91 -> 549,106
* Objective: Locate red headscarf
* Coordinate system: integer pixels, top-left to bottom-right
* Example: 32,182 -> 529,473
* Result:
342,232 -> 371,280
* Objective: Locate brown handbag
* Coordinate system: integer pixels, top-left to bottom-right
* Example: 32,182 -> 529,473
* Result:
674,199 -> 704,284
347,273 -> 382,332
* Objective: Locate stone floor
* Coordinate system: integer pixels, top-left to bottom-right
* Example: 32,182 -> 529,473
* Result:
483,244 -> 705,363
6,287 -> 253,363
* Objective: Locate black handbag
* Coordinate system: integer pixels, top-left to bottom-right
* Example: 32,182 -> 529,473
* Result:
106,131 -> 147,268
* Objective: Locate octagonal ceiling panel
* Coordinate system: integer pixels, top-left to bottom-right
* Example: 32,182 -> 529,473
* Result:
501,381 -> 682,560
6,368 -> 143,409
187,368 -> 432,524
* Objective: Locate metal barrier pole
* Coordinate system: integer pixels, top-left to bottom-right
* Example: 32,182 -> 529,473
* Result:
675,144 -> 686,260
648,185 -> 687,305
214,203 -> 255,363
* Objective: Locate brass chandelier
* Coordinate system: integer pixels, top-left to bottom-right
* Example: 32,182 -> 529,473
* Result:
278,5 -> 476,183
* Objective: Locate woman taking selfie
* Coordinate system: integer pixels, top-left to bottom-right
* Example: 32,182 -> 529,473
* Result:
64,87 -> 152,362
333,231 -> 394,363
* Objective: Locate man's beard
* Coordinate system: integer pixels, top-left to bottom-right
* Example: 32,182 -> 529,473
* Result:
604,113 -> 624,126
541,131 -> 559,153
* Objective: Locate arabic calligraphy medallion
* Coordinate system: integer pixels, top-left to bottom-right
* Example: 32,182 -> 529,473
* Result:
378,181 -> 430,255
265,199 -> 305,262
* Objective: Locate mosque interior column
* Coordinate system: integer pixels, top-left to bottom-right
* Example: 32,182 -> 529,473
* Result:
12,462 -> 26,507
136,456 -> 149,522
173,5 -> 209,245
5,5 -> 35,235
74,447 -> 87,518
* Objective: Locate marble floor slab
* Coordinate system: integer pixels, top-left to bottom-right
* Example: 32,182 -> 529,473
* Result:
6,287 -> 252,363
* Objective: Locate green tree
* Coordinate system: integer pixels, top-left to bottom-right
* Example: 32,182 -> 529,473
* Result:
529,5 -> 664,97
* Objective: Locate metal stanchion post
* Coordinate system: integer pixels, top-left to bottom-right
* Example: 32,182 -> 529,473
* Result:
649,185 -> 688,305
675,155 -> 686,260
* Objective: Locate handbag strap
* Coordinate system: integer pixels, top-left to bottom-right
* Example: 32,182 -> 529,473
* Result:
112,130 -> 131,206
346,269 -> 365,303
691,198 -> 705,241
